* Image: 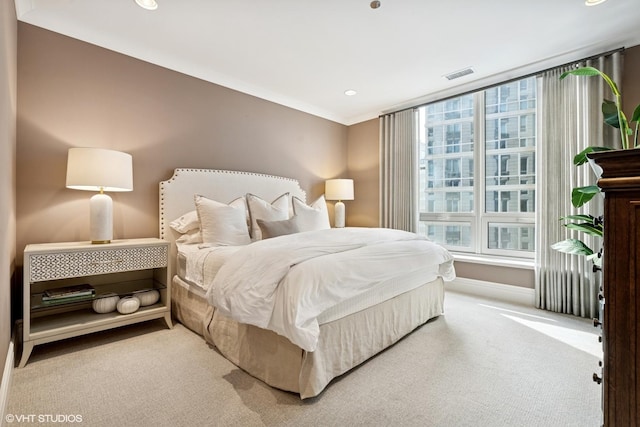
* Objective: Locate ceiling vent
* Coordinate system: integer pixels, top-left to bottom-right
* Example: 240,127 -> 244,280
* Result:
444,67 -> 474,81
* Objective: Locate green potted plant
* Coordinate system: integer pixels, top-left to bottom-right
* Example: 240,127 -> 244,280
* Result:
551,66 -> 640,266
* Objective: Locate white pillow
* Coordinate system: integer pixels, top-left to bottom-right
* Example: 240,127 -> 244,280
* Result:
175,228 -> 202,246
194,195 -> 251,246
246,193 -> 290,240
292,195 -> 330,231
170,210 -> 199,233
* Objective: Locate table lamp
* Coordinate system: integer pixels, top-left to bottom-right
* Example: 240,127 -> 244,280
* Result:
325,179 -> 354,228
66,148 -> 133,244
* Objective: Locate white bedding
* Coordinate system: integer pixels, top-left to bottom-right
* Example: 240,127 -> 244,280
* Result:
316,265 -> 444,324
178,243 -> 241,290
204,227 -> 455,352
177,243 -> 441,326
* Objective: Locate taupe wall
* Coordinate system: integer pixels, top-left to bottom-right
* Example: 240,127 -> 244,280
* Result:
1,1 -> 17,380
623,45 -> 640,121
16,24 -> 347,263
346,118 -> 379,228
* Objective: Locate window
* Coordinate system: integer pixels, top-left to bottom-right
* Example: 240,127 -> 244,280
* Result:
418,77 -> 536,258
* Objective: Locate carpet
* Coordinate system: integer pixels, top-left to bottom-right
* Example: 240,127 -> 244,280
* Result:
5,291 -> 602,426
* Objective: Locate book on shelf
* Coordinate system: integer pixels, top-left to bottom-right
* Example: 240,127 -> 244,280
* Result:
40,293 -> 94,306
42,284 -> 95,301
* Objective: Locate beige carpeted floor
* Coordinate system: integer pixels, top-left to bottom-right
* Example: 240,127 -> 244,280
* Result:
6,291 -> 603,427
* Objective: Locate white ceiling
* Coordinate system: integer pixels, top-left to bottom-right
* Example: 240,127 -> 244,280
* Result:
14,0 -> 640,125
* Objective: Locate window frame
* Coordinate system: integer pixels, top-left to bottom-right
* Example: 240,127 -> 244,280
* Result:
418,78 -> 536,259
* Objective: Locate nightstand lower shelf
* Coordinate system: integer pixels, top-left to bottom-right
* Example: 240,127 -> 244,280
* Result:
19,305 -> 172,368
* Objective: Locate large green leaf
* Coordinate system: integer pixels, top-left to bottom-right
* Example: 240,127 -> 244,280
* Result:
632,105 -> 640,148
551,238 -> 594,256
572,185 -> 600,208
573,146 -> 615,166
560,67 -> 601,79
560,214 -> 596,223
602,99 -> 620,128
632,104 -> 640,123
565,222 -> 603,237
560,66 -> 630,147
559,67 -> 620,96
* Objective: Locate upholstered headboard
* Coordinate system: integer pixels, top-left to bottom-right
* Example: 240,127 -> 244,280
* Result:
159,168 -> 306,279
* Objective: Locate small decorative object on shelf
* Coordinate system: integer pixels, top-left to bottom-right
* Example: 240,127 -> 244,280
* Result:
133,289 -> 160,307
116,296 -> 140,315
92,293 -> 120,314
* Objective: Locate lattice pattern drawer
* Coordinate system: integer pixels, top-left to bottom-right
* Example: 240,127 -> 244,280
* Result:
29,245 -> 168,282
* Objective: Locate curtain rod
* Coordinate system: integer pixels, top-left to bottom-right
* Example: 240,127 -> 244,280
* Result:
381,46 -> 625,117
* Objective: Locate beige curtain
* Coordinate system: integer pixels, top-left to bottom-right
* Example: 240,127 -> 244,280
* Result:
535,52 -> 622,318
379,109 -> 418,231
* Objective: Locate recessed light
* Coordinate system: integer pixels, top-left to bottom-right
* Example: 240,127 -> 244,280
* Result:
585,0 -> 606,6
344,89 -> 357,96
135,0 -> 158,10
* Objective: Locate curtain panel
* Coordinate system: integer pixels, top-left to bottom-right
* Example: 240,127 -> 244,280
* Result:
379,109 -> 418,232
535,52 -> 622,318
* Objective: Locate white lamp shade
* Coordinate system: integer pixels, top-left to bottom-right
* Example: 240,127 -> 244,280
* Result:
325,179 -> 354,201
66,148 -> 133,243
66,148 -> 133,192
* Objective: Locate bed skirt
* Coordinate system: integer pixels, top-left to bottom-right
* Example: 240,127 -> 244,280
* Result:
171,275 -> 445,399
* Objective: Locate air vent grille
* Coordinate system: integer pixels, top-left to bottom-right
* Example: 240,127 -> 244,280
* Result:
444,67 -> 474,81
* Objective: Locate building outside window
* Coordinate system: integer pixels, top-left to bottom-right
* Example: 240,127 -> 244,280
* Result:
417,77 -> 536,258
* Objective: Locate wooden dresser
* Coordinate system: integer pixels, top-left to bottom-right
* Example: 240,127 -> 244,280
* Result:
591,149 -> 640,427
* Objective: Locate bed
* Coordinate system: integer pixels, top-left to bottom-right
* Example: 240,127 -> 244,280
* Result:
159,168 -> 455,399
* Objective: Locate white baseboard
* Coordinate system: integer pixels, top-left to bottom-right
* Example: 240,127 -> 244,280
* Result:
0,338 -> 14,425
446,277 -> 536,306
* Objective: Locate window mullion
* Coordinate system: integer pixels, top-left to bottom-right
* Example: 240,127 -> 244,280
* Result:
474,92 -> 485,255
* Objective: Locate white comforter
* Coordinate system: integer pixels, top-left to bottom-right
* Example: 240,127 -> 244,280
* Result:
205,227 -> 455,351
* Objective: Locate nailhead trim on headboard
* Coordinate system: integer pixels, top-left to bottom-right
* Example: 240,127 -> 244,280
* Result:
159,168 -> 306,239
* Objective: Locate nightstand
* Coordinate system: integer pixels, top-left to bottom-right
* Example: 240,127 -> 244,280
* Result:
19,238 -> 172,367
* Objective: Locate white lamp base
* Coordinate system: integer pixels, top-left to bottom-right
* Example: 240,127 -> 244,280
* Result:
90,193 -> 113,244
334,201 -> 346,228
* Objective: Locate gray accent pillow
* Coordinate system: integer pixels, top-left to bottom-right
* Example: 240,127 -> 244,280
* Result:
257,216 -> 300,239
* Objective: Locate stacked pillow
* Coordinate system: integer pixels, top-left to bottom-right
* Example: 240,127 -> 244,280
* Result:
195,195 -> 251,246
292,195 -> 330,231
169,193 -> 331,245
